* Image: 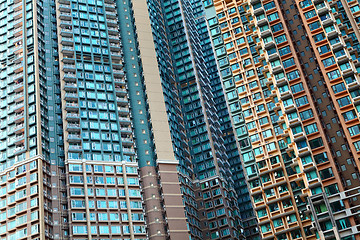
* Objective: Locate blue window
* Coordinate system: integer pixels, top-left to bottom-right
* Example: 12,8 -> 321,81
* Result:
282,58 -> 295,68
337,96 -> 351,107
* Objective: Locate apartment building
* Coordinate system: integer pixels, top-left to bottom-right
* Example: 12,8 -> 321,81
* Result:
0,0 -> 257,239
203,0 -> 360,239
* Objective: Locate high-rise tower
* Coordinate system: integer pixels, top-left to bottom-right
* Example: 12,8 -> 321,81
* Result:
0,0 -> 190,239
203,0 -> 360,239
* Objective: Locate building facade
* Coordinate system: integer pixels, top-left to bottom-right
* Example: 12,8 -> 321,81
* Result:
203,0 -> 360,239
0,0 -> 189,239
0,0 -> 255,240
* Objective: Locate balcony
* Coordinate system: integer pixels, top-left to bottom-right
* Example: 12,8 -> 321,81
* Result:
63,73 -> 76,81
107,27 -> 118,34
260,29 -> 272,38
107,19 -> 118,27
256,18 -> 268,27
60,20 -> 72,27
116,97 -> 128,106
113,69 -> 124,77
284,103 -> 296,113
120,127 -> 132,133
114,78 -> 126,85
59,12 -> 72,20
118,107 -> 130,114
13,28 -> 22,39
64,92 -> 78,100
253,7 -> 264,16
321,16 -> 335,27
326,28 -> 339,38
341,66 -> 355,76
63,64 -> 76,72
264,40 -> 275,49
13,1 -> 22,11
67,123 -> 81,131
60,28 -> 73,37
65,103 -> 79,111
14,112 -> 24,123
307,177 -> 320,186
13,82 -> 23,92
61,46 -> 74,55
14,134 -> 25,145
293,132 -> 305,139
105,3 -> 115,10
108,34 -> 120,43
331,40 -> 345,51
121,138 -> 133,146
63,82 -> 77,91
272,65 -> 283,74
115,88 -> 127,96
13,63 -> 23,73
112,63 -> 123,70
14,145 -> 25,154
106,12 -> 117,19
276,77 -> 287,87
316,3 -> 329,15
66,113 -> 80,121
14,92 -> 24,103
68,145 -> 82,152
59,4 -> 71,12
298,146 -> 311,157
110,43 -> 121,51
67,134 -> 81,143
279,90 -> 291,100
14,123 -> 25,134
111,51 -> 122,60
123,148 -> 135,154
119,117 -> 131,123
13,18 -> 22,28
13,102 -> 24,113
336,53 -> 350,64
61,37 -> 73,45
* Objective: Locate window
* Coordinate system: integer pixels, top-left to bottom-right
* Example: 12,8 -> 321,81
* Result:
309,137 -> 323,149
301,155 -> 312,165
306,170 -> 318,180
348,125 -> 360,136
279,46 -> 291,56
287,70 -> 300,80
309,21 -> 321,31
304,123 -> 318,134
292,125 -> 303,135
254,147 -> 264,156
275,34 -> 287,44
319,168 -> 334,180
318,44 -> 330,55
343,110 -> 356,122
304,9 -> 317,19
322,57 -> 336,67
295,96 -> 309,107
264,1 -> 275,10
332,82 -> 346,94
313,152 -> 329,164
259,116 -> 269,125
314,33 -> 325,42
268,12 -> 279,21
271,23 -> 283,32
282,58 -> 295,68
337,96 -> 351,107
296,140 -> 308,149
290,83 -> 304,93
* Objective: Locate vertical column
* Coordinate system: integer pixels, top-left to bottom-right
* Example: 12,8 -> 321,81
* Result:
131,0 -> 190,239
